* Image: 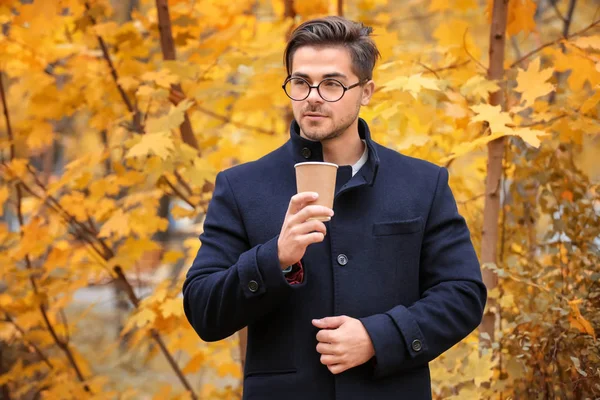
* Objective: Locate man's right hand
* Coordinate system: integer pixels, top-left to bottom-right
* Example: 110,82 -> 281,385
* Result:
277,192 -> 334,269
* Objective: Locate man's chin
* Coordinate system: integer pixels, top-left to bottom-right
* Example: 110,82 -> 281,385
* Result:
299,124 -> 331,141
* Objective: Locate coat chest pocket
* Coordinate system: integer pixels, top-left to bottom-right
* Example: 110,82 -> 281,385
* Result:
372,216 -> 423,236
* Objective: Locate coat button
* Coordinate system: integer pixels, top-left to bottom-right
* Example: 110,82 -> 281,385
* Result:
301,147 -> 312,159
337,254 -> 348,266
411,339 -> 422,352
248,280 -> 259,293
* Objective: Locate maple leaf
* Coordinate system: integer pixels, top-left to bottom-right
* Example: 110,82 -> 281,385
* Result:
126,132 -> 175,160
460,75 -> 500,101
382,73 -> 440,98
571,35 -> 600,51
145,98 -> 195,134
511,127 -> 548,148
506,0 -> 537,36
160,298 -> 184,318
514,57 -> 555,107
182,352 -> 206,374
470,104 -> 513,134
98,209 -> 131,238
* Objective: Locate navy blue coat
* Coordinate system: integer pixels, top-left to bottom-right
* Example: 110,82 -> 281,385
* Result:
182,118 -> 487,400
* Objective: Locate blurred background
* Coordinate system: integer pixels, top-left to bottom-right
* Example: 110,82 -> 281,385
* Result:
0,0 -> 598,398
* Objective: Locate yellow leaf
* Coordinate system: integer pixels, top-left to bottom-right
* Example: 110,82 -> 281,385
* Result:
160,298 -> 184,318
141,69 -> 179,88
0,186 -> 9,217
117,76 -> 139,91
568,299 -> 596,340
217,361 -> 242,378
152,385 -> 172,400
132,308 -> 156,328
26,122 -> 54,151
572,35 -> 600,50
511,127 -> 548,148
506,0 -> 537,36
382,73 -> 440,98
98,209 -> 131,238
429,0 -> 477,11
161,250 -> 184,264
514,57 -> 555,107
460,75 -> 500,101
126,132 -> 175,160
145,98 -> 195,134
470,104 -> 513,134
182,352 -> 205,374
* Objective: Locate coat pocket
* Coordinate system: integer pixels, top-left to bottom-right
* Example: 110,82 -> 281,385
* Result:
372,216 -> 423,236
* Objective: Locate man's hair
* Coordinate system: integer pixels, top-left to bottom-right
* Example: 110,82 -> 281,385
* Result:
283,16 -> 381,82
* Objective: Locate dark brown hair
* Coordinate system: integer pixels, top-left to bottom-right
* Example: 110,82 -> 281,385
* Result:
283,16 -> 381,82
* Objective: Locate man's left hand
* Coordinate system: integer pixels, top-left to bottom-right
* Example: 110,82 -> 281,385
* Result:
312,315 -> 375,375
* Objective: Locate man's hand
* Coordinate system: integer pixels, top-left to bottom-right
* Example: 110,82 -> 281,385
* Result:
277,192 -> 334,269
312,316 -> 375,375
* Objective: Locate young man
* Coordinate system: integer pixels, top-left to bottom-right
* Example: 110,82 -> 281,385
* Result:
182,16 -> 486,400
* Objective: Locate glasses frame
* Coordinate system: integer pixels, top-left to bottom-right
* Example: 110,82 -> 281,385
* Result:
281,76 -> 364,102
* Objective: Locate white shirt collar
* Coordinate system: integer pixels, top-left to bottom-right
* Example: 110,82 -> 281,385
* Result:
352,140 -> 368,177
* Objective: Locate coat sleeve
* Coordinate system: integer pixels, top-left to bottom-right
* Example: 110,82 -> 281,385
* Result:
359,167 -> 487,379
182,171 -> 299,342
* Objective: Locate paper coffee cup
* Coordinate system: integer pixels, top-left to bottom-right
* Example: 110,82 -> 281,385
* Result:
294,162 -> 338,221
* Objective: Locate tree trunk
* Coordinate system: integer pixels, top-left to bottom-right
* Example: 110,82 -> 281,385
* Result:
155,0 -> 199,151
337,0 -> 343,16
479,0 -> 509,348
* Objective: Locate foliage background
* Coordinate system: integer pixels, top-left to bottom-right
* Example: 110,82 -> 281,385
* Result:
0,0 -> 598,398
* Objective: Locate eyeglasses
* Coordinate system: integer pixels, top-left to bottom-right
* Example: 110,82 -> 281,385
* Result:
282,76 -> 363,102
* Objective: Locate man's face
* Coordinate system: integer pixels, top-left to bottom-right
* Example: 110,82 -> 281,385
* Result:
288,46 -> 374,142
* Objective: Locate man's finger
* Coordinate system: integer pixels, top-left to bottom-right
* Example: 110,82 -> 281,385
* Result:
312,316 -> 347,329
316,342 -> 337,355
288,192 -> 319,215
320,354 -> 337,366
316,329 -> 334,343
327,364 -> 346,375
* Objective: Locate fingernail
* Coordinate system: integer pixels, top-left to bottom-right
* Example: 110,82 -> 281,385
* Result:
325,217 -> 331,221
312,193 -> 319,198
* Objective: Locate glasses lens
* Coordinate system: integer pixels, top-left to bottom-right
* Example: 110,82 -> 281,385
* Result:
284,78 -> 310,100
318,79 -> 344,101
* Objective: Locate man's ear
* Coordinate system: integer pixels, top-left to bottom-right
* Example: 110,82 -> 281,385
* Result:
360,80 -> 375,106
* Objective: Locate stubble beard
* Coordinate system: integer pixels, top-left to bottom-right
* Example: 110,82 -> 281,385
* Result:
298,102 -> 361,142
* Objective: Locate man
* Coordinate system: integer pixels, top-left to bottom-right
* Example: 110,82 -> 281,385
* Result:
182,16 -> 486,400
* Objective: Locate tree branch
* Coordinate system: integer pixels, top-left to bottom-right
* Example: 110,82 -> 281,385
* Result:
168,88 -> 278,135
2,311 -> 54,370
510,17 -> 600,69
0,73 -> 14,162
463,28 -> 488,72
155,0 -> 199,151
1,71 -> 91,390
160,176 -> 196,208
84,2 -> 142,133
7,165 -> 199,400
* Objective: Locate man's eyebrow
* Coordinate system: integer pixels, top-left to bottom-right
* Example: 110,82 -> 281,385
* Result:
292,72 -> 348,79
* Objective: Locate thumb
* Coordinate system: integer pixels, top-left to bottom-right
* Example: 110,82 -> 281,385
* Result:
312,315 -> 347,329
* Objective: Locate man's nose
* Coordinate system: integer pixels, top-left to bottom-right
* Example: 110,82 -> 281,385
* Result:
306,86 -> 324,104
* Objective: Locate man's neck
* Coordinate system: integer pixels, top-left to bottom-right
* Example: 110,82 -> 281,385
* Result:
319,121 -> 365,167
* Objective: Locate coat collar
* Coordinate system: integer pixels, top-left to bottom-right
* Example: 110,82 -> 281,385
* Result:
286,117 -> 380,187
